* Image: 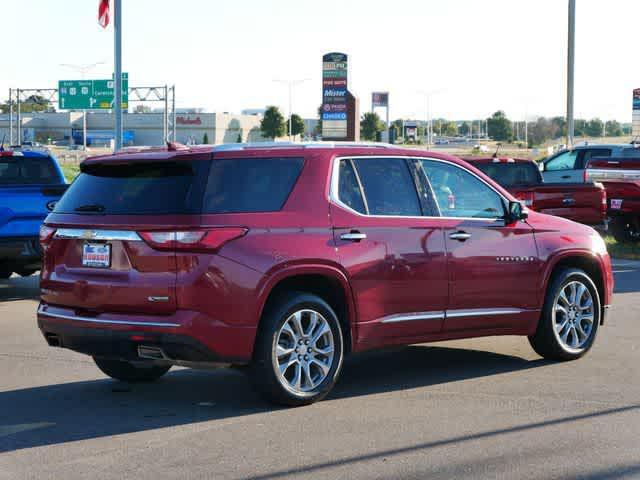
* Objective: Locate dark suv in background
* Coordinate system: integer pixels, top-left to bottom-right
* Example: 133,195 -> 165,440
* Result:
38,143 -> 613,405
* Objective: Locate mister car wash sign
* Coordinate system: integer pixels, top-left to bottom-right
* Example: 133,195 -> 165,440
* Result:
633,88 -> 640,137
58,73 -> 129,110
322,52 -> 348,139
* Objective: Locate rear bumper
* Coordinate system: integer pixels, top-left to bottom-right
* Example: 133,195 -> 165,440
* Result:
0,237 -> 42,267
37,302 -> 256,364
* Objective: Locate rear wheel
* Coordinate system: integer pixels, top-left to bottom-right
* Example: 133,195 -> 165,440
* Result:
93,357 -> 171,383
529,268 -> 600,361
250,292 -> 344,406
610,215 -> 640,244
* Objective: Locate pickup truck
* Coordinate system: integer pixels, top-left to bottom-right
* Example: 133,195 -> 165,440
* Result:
0,149 -> 67,278
586,155 -> 640,243
464,157 -> 607,226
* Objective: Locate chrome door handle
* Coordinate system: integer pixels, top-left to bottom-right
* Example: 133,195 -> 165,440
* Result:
340,232 -> 367,241
449,232 -> 471,241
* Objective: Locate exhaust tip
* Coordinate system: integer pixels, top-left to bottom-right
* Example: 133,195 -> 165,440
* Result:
137,345 -> 169,361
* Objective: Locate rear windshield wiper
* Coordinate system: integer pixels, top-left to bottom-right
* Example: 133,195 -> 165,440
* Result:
74,203 -> 106,213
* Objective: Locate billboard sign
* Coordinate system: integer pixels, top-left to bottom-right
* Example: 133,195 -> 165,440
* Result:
59,73 -> 129,110
372,92 -> 389,108
634,89 -> 640,136
322,52 -> 348,139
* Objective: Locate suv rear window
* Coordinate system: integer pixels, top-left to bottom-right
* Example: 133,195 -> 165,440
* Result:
473,162 -> 541,187
0,156 -> 61,186
54,161 -> 209,215
202,158 -> 303,213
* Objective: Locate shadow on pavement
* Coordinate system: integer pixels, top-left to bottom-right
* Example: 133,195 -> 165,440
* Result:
0,345 -> 549,453
0,274 -> 40,303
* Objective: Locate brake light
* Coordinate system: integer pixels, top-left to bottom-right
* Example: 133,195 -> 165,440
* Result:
138,228 -> 248,252
515,191 -> 535,208
600,189 -> 607,216
583,168 -> 589,182
39,225 -> 56,247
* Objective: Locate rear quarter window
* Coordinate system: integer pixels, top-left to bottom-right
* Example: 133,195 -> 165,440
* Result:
202,157 -> 304,213
473,162 -> 541,187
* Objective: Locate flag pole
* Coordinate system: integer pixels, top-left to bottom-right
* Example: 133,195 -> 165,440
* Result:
114,0 -> 123,151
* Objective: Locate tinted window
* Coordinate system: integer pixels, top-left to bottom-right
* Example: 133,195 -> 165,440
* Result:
352,157 -> 421,216
337,159 -> 366,214
546,150 -> 578,171
421,160 -> 505,219
55,161 -> 208,215
580,148 -> 612,167
0,157 -> 61,185
202,158 -> 303,213
473,162 -> 541,187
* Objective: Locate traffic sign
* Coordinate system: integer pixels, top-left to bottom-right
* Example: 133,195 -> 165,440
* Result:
58,73 -> 129,110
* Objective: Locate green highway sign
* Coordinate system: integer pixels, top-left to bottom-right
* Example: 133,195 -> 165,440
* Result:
58,73 -> 129,110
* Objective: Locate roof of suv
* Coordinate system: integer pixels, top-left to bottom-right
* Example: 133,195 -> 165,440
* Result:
81,142 -> 468,167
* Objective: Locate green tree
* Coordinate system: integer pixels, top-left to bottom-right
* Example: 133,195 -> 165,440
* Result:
528,117 -> 553,147
459,121 -> 471,136
550,116 -> 567,139
584,118 -> 604,137
360,112 -> 385,141
315,105 -> 323,136
202,133 -> 209,144
0,94 -> 53,114
290,113 -> 305,138
486,111 -> 512,141
260,106 -> 286,140
605,120 -> 623,137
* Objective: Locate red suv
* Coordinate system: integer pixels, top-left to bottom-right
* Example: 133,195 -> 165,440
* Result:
38,143 -> 614,405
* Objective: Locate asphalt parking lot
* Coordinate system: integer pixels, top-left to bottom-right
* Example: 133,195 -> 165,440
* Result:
1,261 -> 639,480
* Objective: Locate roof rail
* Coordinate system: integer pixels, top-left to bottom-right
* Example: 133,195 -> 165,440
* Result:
211,141 -> 402,152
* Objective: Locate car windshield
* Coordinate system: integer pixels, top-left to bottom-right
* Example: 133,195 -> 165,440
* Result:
0,156 -> 61,186
473,162 -> 541,187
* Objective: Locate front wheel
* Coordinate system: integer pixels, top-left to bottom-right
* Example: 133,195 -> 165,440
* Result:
250,293 -> 344,406
93,357 -> 171,383
529,268 -> 600,361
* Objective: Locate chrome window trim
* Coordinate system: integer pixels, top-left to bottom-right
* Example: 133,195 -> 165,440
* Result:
38,305 -> 180,328
380,311 -> 445,324
54,228 -> 142,242
329,155 -> 510,221
376,307 -> 535,324
587,168 -> 640,181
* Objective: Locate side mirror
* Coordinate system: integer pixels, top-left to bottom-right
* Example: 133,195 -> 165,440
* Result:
506,200 -> 528,223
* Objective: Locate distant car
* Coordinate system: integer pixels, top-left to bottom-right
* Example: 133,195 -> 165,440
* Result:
38,143 -> 613,406
539,144 -> 634,183
0,149 -> 67,278
464,157 -> 607,227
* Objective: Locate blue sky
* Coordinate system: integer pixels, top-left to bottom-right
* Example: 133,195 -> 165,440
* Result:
3,0 -> 638,122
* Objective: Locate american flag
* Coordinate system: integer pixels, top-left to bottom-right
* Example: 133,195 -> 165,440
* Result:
98,0 -> 110,28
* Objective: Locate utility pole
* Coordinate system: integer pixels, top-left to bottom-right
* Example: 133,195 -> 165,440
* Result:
8,89 -> 13,146
273,78 -> 309,141
114,0 -> 123,151
566,0 -> 576,148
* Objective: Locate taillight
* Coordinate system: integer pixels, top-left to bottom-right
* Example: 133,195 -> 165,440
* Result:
583,169 -> 589,182
515,191 -> 535,209
39,225 -> 56,247
138,228 -> 248,252
601,189 -> 607,215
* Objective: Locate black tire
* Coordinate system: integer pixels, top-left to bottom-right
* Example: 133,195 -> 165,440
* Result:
528,268 -> 600,361
250,292 -> 344,406
610,215 -> 640,244
93,357 -> 171,383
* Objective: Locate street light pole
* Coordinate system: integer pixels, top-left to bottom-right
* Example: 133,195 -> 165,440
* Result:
566,0 -> 576,147
114,0 -> 123,151
273,78 -> 310,141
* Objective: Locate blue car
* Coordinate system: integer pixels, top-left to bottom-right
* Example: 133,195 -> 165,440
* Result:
0,149 -> 67,278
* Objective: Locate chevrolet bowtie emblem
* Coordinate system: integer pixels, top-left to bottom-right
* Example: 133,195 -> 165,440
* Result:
81,230 -> 98,239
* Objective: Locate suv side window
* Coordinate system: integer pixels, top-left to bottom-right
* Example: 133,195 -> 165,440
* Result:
579,148 -> 612,168
420,159 -> 505,219
545,150 -> 579,171
337,159 -> 367,214
351,157 -> 421,216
